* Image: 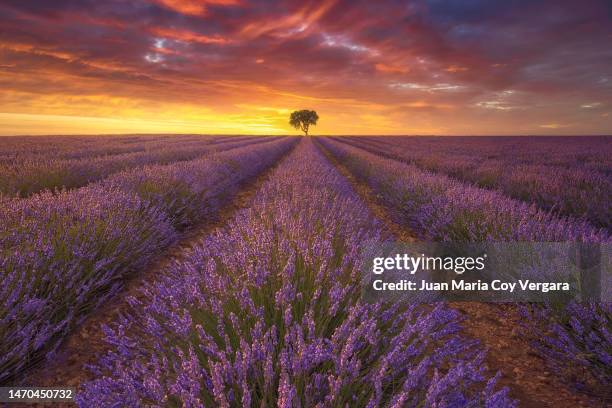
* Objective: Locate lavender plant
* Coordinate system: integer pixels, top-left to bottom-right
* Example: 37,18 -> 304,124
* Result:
0,186 -> 175,383
0,137 -> 295,383
78,140 -> 514,407
520,302 -> 611,398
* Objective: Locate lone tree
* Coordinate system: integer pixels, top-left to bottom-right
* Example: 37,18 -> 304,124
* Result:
289,109 -> 319,136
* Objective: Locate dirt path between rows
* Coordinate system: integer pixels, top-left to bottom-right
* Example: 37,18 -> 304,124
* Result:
16,145 -> 296,404
317,142 -> 604,408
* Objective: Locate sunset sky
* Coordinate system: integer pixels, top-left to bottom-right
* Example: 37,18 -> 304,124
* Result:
1,0 -> 611,135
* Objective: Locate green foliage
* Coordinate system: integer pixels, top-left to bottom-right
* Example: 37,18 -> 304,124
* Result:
289,109 -> 319,136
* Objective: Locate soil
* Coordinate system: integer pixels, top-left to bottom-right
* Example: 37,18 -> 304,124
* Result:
13,145 -> 296,407
320,142 -> 606,408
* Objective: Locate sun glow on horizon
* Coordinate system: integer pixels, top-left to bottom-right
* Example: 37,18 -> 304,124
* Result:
0,0 -> 610,136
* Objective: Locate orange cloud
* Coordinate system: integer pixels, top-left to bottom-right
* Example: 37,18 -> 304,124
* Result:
150,27 -> 230,44
1,42 -> 75,61
403,101 -> 453,109
445,65 -> 468,73
539,123 -> 570,129
375,63 -> 409,74
152,0 -> 240,16
240,0 -> 337,38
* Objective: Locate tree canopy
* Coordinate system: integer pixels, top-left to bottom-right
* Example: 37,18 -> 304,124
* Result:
289,110 -> 319,136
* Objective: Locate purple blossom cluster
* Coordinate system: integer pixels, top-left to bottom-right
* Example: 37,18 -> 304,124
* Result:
0,135 -> 267,197
78,140 -> 514,407
520,302 -> 611,398
335,136 -> 612,230
319,138 -> 611,398
0,137 -> 295,383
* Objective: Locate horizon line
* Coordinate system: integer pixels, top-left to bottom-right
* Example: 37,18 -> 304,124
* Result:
1,133 -> 611,137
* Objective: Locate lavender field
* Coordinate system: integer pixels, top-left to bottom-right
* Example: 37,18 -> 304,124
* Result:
0,135 -> 610,407
333,136 -> 612,230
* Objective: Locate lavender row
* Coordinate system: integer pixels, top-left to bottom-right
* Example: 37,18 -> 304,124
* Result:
78,140 -> 514,407
0,137 -> 296,384
321,138 -> 609,243
354,136 -> 611,174
98,137 -> 288,230
318,138 -> 611,397
350,135 -> 611,178
0,136 -> 269,197
0,135 -> 261,162
0,134 -> 253,161
336,136 -> 612,230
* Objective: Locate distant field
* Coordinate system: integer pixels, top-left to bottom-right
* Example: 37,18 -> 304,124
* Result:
335,136 -> 612,230
1,135 -> 609,406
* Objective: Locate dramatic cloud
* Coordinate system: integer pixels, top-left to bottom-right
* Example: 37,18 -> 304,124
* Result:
0,0 -> 610,134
